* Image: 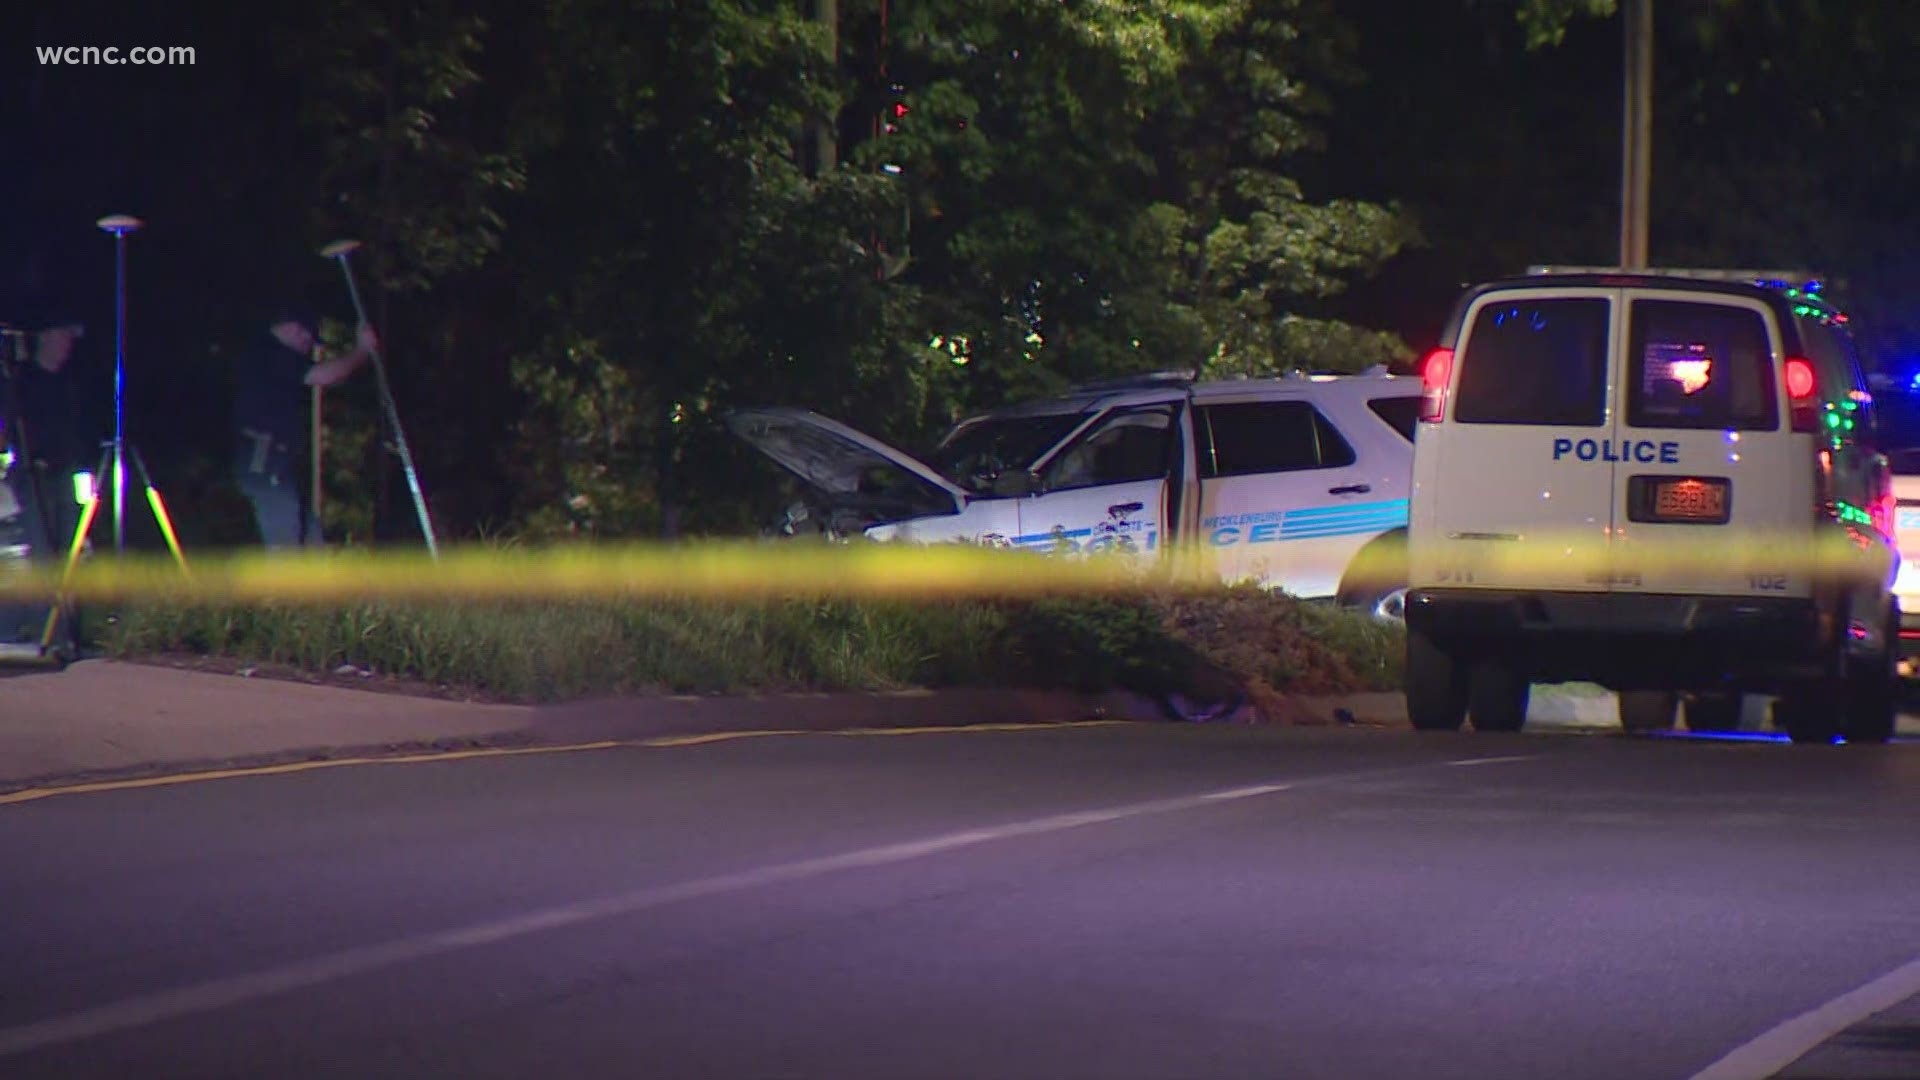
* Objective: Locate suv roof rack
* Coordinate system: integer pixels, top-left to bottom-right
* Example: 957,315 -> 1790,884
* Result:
1069,369 -> 1196,393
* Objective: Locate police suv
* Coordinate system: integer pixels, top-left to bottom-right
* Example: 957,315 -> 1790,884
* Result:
1404,269 -> 1900,743
729,369 -> 1421,616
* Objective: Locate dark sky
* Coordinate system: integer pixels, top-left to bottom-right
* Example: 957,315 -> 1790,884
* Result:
5,0 -> 1915,477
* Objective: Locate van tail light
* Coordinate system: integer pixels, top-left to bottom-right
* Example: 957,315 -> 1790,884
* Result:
1785,357 -> 1819,433
1420,348 -> 1454,423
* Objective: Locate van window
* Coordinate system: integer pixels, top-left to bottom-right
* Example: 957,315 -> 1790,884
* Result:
1453,298 -> 1610,426
1197,401 -> 1355,478
1367,395 -> 1419,442
1040,405 -> 1175,491
1626,300 -> 1777,431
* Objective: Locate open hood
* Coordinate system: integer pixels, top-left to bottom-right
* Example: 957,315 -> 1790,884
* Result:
725,407 -> 969,522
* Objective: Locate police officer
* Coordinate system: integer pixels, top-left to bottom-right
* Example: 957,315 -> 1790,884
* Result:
0,293 -> 93,647
230,299 -> 376,548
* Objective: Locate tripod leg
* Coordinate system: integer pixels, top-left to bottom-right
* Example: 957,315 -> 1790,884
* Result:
54,445 -> 112,593
128,446 -> 188,572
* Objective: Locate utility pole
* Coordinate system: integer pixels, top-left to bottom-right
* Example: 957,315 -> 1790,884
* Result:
1619,0 -> 1652,268
812,0 -> 838,175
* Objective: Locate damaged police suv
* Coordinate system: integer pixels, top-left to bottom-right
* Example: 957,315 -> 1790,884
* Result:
1404,269 -> 1900,743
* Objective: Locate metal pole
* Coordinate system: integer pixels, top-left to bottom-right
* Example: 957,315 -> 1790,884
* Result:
311,381 -> 323,540
319,240 -> 439,558
1619,0 -> 1652,269
96,214 -> 142,554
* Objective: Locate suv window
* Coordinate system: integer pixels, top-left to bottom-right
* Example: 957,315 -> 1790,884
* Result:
1626,300 -> 1778,431
1453,298 -> 1610,426
1367,395 -> 1419,443
933,411 -> 1087,493
1040,405 -> 1175,491
1197,401 -> 1355,478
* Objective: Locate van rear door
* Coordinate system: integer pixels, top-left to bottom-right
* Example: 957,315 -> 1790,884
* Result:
1604,290 -> 1812,598
1414,289 -> 1619,592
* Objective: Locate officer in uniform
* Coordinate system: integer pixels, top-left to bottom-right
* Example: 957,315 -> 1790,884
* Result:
230,299 -> 376,547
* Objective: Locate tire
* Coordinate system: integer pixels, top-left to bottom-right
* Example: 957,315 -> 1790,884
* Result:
1842,606 -> 1898,745
1619,690 -> 1678,733
1468,658 -> 1530,733
1775,688 -> 1841,745
1337,533 -> 1408,625
1406,626 -> 1468,731
1684,693 -> 1743,733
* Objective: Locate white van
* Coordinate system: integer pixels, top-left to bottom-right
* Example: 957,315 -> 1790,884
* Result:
1405,271 -> 1900,743
729,370 -> 1421,615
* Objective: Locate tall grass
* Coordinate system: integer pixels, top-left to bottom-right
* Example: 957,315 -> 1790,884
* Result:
100,588 -> 1404,707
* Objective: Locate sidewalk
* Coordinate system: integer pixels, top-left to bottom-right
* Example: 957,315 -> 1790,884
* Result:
0,660 -> 532,788
0,660 -> 1169,791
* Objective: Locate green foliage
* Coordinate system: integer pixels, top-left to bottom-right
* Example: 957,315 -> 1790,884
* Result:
1511,0 -> 1617,49
100,587 -> 1402,707
250,1 -> 1426,539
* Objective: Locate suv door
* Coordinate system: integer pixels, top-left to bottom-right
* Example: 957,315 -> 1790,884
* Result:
1415,289 -> 1619,592
1020,402 -> 1179,563
1195,395 -> 1389,598
1605,290 -> 1809,598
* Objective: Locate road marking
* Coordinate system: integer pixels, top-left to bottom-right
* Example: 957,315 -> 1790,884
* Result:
0,721 -> 1129,808
1686,953 -> 1920,1080
643,720 -> 1126,749
1444,755 -> 1535,767
1202,783 -> 1294,800
0,742 -> 628,807
0,751 -> 1535,1057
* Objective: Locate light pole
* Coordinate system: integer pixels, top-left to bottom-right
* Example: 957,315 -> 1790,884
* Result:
1619,0 -> 1653,269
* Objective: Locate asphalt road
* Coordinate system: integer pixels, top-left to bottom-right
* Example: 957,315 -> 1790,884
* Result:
3,721 -> 1920,1079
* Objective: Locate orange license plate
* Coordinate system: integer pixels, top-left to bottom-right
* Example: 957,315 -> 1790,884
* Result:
1652,478 -> 1728,522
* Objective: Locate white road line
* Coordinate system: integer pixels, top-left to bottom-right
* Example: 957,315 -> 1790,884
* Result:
0,753 -> 1533,1058
1202,783 -> 1294,800
1686,954 -> 1920,1080
1444,755 -> 1536,767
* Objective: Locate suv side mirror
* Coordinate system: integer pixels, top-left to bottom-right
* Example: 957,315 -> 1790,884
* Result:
991,469 -> 1043,497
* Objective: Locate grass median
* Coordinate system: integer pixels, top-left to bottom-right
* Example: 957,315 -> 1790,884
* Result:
97,585 -> 1403,714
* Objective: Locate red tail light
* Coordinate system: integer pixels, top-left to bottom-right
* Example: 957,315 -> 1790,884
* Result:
1785,357 -> 1818,432
1873,491 -> 1897,538
1420,348 -> 1453,423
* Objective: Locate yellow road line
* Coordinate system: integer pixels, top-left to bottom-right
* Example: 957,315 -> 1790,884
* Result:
0,720 -> 1129,807
640,719 -> 1127,748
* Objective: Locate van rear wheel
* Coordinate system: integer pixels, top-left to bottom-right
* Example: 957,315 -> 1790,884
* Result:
1684,693 -> 1743,733
1406,627 -> 1468,731
1775,689 -> 1841,745
1468,659 -> 1529,733
1618,691 -> 1678,733
1842,610 -> 1898,745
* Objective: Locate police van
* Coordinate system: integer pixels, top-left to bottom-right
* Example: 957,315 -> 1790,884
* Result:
729,369 -> 1421,617
1404,268 -> 1900,743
